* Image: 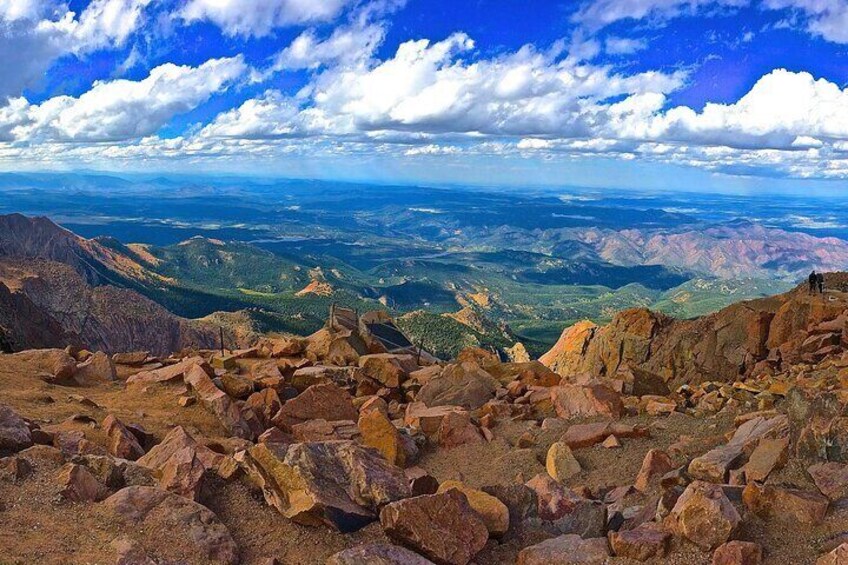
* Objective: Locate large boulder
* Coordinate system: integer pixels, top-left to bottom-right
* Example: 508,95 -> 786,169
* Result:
272,383 -> 358,431
359,409 -> 412,468
103,486 -> 238,564
525,473 -> 606,538
380,490 -> 489,565
666,481 -> 740,551
0,404 -> 33,452
75,351 -> 117,384
238,441 -> 410,532
416,362 -> 499,410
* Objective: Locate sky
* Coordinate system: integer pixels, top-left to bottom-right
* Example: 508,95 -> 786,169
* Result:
1,0 -> 848,191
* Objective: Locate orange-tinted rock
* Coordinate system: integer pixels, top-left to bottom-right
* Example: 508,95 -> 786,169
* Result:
57,463 -> 110,502
291,419 -> 359,442
712,541 -> 763,565
667,481 -> 740,551
743,437 -> 788,482
185,364 -> 255,440
380,490 -> 489,565
437,480 -> 509,536
126,356 -> 206,385
245,388 -> 282,430
359,409 -> 410,467
809,462 -> 848,501
220,373 -> 254,399
359,354 -> 416,388
104,486 -> 238,564
158,446 -> 205,500
239,441 -> 411,532
609,522 -> 670,561
436,411 -> 484,449
102,414 -> 145,461
518,534 -> 610,565
272,383 -> 358,431
525,473 -> 606,537
550,383 -> 623,420
742,483 -> 828,525
75,351 -> 117,383
634,449 -> 674,492
404,403 -> 465,437
416,362 -> 499,410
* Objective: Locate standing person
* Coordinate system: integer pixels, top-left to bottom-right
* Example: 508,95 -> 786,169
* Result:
818,272 -> 825,294
809,270 -> 818,294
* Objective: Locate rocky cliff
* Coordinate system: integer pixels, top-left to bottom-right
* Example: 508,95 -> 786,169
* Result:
542,277 -> 848,386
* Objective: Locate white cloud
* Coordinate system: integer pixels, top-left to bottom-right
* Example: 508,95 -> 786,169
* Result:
605,36 -> 649,54
0,0 -> 150,99
180,0 -> 355,38
1,56 -> 246,142
573,0 -> 848,43
268,22 -> 385,71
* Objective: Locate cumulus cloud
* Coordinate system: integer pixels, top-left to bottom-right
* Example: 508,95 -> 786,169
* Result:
605,36 -> 649,54
207,33 -> 687,142
268,21 -> 385,72
180,0 -> 355,38
0,56 -> 246,142
0,0 -> 150,99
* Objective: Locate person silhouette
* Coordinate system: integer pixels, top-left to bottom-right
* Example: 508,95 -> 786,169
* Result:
809,270 -> 817,295
818,272 -> 825,294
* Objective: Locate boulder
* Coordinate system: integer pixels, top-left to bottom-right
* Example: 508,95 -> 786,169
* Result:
404,403 -> 464,437
550,383 -> 623,420
416,362 -> 499,410
667,481 -> 740,551
517,534 -> 610,565
126,356 -> 206,385
0,404 -> 33,452
185,364 -> 255,439
12,349 -> 76,384
742,482 -> 828,525
238,441 -> 410,532
245,388 -> 282,430
712,541 -> 763,565
103,486 -> 238,564
57,463 -> 110,502
359,409 -> 411,468
634,449 -> 674,492
326,543 -> 436,565
810,462 -> 848,501
436,411 -> 484,449
102,414 -> 145,461
609,522 -> 670,561
437,480 -> 509,536
157,446 -> 205,500
743,437 -> 788,483
546,441 -> 582,482
359,354 -> 417,388
615,365 -> 670,397
525,473 -> 606,538
272,383 -> 358,431
112,351 -> 149,366
220,373 -> 255,399
380,490 -> 489,565
75,351 -> 117,384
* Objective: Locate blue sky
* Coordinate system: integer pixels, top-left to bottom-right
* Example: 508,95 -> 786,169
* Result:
1,0 -> 848,192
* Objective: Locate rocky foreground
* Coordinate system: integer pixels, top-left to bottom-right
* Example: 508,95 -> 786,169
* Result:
4,288 -> 848,563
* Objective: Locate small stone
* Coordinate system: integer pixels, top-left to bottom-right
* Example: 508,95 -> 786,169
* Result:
602,435 -> 621,448
102,414 -> 145,461
178,395 -> 196,407
546,441 -> 582,482
712,541 -> 763,565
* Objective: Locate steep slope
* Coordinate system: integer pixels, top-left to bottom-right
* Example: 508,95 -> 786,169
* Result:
541,276 -> 848,386
0,215 -> 240,354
